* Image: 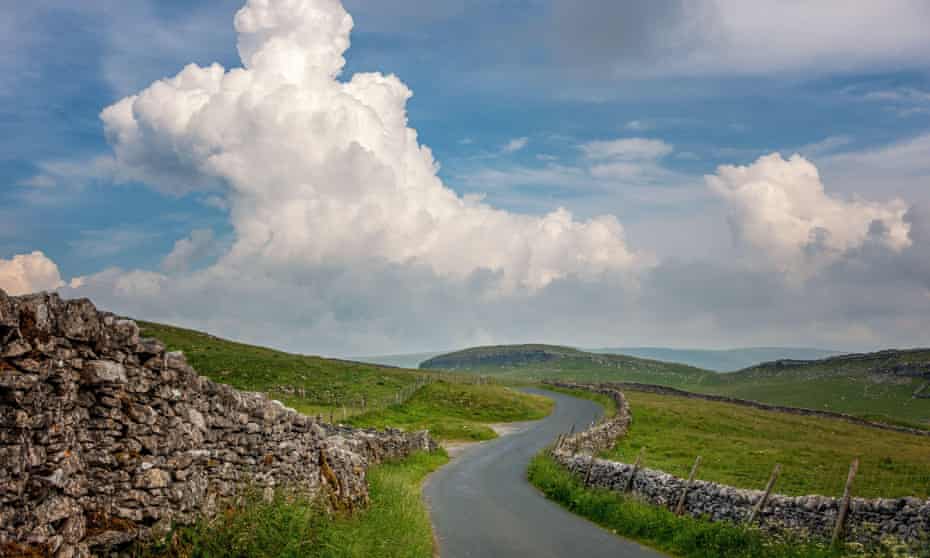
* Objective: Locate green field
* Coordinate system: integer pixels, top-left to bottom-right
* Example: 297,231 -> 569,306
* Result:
139,451 -> 447,558
140,321 -> 550,441
606,391 -> 930,499
347,382 -> 553,441
422,344 -> 930,425
710,362 -> 930,427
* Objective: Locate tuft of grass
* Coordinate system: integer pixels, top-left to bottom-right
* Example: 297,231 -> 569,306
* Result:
137,451 -> 448,558
606,391 -> 930,499
527,453 -> 846,558
347,382 -> 553,441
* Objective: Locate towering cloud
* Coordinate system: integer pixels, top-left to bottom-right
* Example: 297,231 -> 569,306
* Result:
100,0 -> 641,292
0,251 -> 64,295
707,153 -> 910,276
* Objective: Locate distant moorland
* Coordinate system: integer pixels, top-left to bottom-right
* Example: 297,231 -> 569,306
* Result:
421,344 -> 930,426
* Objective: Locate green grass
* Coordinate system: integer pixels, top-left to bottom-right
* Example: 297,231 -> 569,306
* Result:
706,375 -> 930,428
543,385 -> 617,418
141,321 -> 454,415
137,451 -> 447,558
140,322 -> 553,441
347,382 -> 553,441
422,344 -> 930,425
605,391 -> 930,499
423,344 -> 715,387
528,453 -> 846,558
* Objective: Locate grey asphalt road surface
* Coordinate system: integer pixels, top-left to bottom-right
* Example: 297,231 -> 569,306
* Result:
423,388 -> 665,558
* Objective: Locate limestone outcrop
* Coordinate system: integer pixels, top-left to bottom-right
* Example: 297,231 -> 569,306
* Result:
0,291 -> 435,557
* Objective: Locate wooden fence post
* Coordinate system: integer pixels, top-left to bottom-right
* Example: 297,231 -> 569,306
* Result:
747,463 -> 781,525
675,456 -> 702,516
832,458 -> 860,547
583,458 -> 595,487
624,447 -> 646,493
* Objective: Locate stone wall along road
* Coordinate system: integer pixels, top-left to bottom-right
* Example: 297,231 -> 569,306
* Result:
0,290 -> 435,558
546,381 -> 930,551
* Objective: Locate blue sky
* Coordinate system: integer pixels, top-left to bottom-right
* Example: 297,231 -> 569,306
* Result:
3,0 -> 930,355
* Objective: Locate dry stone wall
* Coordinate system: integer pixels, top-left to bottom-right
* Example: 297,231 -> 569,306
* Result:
0,291 -> 435,558
545,381 -> 930,550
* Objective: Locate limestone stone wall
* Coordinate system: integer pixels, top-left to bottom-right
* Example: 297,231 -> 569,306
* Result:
0,291 -> 435,557
546,381 -> 930,549
547,381 -> 631,455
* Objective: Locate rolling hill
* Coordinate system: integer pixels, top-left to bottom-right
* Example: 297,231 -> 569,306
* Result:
419,344 -> 717,387
421,344 -> 930,425
590,346 -> 840,372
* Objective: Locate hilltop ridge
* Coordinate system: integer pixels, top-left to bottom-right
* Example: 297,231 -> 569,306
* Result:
422,344 -> 930,424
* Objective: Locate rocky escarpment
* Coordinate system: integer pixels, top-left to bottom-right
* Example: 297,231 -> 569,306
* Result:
546,381 -> 930,550
0,291 -> 435,557
751,348 -> 930,379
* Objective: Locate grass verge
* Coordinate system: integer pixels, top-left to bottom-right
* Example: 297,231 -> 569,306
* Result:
542,385 -> 617,418
527,453 -> 845,558
137,450 -> 447,558
606,391 -> 930,499
348,382 -> 553,441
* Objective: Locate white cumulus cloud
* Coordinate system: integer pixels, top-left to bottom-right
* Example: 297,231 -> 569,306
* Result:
100,0 -> 642,292
708,153 -> 911,276
0,251 -> 65,295
162,229 -> 217,272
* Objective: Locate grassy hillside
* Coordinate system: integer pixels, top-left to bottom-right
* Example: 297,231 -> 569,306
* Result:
708,349 -> 930,425
606,391 -> 930,499
138,322 -> 549,437
424,344 -> 930,425
420,344 -> 716,387
590,347 -> 840,372
347,382 -> 553,441
140,321 -> 427,416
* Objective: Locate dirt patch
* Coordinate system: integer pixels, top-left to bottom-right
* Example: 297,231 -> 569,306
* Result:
440,420 -> 538,458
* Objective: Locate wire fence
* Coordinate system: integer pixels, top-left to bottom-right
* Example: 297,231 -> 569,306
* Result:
609,444 -> 930,500
267,373 -> 500,423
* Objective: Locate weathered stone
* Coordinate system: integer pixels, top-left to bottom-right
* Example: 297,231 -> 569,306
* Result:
1,339 -> 32,358
0,370 -> 39,390
187,408 -> 207,432
82,361 -> 127,384
34,495 -> 81,524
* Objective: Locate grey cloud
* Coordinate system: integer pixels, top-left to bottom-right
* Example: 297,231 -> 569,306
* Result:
68,206 -> 930,357
548,0 -> 714,68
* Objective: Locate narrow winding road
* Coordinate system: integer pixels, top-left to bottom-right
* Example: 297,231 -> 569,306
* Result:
423,388 -> 665,558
